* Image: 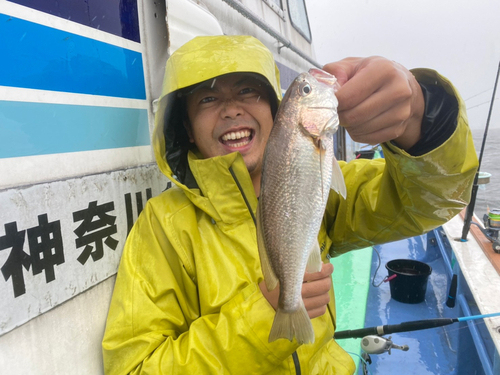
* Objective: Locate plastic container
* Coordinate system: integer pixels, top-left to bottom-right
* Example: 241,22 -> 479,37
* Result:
488,209 -> 500,228
385,259 -> 432,304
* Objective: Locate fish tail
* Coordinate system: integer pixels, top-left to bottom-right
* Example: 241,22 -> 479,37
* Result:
269,304 -> 315,344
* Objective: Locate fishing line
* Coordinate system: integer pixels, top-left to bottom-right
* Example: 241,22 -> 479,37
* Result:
344,351 -> 373,375
438,324 -> 457,353
464,87 -> 494,102
370,247 -> 384,287
467,97 -> 499,110
439,319 -> 489,336
370,246 -> 395,287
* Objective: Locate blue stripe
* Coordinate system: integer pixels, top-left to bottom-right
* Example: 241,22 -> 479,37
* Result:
276,61 -> 299,91
6,0 -> 140,43
0,101 -> 150,158
0,14 -> 146,99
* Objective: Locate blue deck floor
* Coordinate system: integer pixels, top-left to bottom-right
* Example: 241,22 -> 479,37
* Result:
335,229 -> 486,375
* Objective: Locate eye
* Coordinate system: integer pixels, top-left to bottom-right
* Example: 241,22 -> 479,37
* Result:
239,87 -> 256,95
200,96 -> 216,104
299,82 -> 312,96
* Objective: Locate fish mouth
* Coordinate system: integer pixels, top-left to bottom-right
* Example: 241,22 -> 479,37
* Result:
309,68 -> 339,89
220,128 -> 254,149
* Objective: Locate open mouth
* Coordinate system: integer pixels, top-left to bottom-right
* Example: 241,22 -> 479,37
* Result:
220,129 -> 254,148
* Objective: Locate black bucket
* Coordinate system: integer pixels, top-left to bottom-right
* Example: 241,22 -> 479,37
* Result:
385,259 -> 432,304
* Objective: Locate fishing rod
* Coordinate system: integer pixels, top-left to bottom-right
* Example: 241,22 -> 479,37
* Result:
461,60 -> 500,241
334,311 -> 500,340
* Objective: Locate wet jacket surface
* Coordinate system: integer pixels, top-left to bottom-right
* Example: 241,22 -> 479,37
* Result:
102,36 -> 478,374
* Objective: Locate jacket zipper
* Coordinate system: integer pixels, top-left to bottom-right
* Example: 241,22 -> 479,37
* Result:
229,166 -> 302,375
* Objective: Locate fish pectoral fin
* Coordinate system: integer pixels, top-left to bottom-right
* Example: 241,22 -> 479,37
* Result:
306,241 -> 322,273
330,157 -> 347,199
256,203 -> 279,291
269,303 -> 315,344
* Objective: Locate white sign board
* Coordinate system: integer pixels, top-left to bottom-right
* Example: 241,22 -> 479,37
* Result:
0,165 -> 169,335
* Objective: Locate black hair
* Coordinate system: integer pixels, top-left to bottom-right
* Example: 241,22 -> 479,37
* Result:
163,92 -> 197,187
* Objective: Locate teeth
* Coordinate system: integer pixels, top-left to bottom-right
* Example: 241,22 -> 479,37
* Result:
222,130 -> 251,142
231,140 -> 250,148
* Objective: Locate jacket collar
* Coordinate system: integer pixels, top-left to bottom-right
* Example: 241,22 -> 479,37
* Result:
180,151 -> 258,225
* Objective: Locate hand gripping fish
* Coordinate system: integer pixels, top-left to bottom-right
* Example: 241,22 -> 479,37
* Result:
256,68 -> 346,345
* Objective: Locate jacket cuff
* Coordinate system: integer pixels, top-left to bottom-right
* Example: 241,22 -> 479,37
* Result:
388,68 -> 463,156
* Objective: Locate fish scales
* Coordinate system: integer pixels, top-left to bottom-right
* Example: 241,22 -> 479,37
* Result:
264,128 -> 332,304
257,69 -> 345,345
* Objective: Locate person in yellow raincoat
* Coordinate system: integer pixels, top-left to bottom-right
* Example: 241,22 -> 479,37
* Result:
102,35 -> 478,374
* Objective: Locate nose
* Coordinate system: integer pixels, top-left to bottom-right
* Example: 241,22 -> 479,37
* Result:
220,99 -> 243,119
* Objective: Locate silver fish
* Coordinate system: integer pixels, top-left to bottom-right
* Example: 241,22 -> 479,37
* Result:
257,68 -> 346,344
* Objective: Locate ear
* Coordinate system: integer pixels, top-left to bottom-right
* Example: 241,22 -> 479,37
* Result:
183,119 -> 195,143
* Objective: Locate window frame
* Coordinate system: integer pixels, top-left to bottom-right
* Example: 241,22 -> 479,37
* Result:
262,0 -> 285,20
286,0 -> 312,42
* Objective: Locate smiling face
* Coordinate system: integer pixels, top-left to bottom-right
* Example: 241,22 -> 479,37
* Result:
185,73 -> 275,193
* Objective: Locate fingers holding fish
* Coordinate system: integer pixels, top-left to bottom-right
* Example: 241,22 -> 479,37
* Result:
341,98 -> 412,145
303,297 -> 330,319
323,56 -> 425,150
321,56 -> 363,87
303,261 -> 334,282
324,56 -> 411,111
302,262 -> 333,319
259,262 -> 333,320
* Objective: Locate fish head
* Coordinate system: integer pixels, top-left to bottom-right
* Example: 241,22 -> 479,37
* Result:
287,70 -> 340,142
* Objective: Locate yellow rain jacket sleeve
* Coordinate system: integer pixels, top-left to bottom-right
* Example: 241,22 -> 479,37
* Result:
324,69 -> 478,254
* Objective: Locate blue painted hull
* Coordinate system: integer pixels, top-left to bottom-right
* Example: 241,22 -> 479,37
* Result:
6,0 -> 140,42
0,8 -> 148,159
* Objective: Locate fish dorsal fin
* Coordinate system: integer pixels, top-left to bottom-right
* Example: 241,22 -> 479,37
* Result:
306,241 -> 322,273
330,157 -> 346,199
256,202 -> 279,291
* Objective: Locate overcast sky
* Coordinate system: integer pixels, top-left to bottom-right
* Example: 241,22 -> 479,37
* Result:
306,0 -> 500,129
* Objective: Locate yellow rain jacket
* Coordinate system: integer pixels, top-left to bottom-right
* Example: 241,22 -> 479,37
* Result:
102,36 -> 478,374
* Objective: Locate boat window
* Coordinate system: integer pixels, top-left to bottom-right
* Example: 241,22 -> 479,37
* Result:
263,0 -> 285,19
287,0 -> 312,42
268,0 -> 282,8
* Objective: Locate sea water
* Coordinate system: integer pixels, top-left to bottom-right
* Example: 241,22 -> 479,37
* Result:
472,127 -> 500,219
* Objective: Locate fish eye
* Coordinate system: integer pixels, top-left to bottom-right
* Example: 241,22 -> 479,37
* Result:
299,82 -> 312,96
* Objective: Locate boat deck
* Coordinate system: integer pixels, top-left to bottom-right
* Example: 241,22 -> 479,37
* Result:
333,215 -> 500,374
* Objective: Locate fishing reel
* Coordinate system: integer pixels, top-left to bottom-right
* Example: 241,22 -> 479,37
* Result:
471,210 -> 500,253
360,335 -> 409,375
361,335 -> 409,355
335,312 -> 500,374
